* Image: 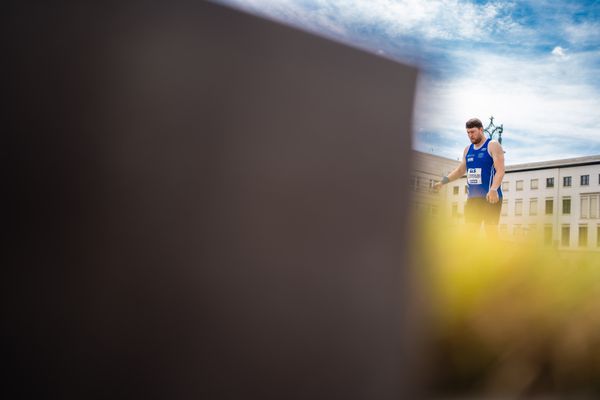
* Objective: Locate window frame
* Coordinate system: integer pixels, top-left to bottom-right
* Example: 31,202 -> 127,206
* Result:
562,197 -> 571,215
545,198 -> 554,215
530,179 -> 539,190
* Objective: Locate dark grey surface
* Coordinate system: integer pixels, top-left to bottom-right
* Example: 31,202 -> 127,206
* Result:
5,1 -> 418,398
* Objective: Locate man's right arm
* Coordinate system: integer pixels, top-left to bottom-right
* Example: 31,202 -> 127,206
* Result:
433,147 -> 468,191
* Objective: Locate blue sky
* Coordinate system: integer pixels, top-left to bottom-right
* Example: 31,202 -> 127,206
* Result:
214,0 -> 600,164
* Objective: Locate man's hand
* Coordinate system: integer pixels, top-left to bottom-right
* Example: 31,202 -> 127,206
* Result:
433,181 -> 444,192
486,189 -> 499,204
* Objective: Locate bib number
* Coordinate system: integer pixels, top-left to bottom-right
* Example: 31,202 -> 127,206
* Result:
467,168 -> 482,184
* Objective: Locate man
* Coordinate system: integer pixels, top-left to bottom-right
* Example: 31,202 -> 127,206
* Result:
434,118 -> 505,237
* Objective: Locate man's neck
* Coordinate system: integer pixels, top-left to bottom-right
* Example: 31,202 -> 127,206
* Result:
473,137 -> 486,148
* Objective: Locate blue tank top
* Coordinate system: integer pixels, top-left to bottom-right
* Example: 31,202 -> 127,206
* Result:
465,138 -> 502,199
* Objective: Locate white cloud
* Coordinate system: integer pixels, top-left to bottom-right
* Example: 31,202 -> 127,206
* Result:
551,46 -> 567,58
415,48 -> 600,164
217,0 -> 522,43
564,21 -> 600,47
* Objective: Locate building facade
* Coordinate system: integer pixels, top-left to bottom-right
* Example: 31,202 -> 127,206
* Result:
411,151 -> 460,218
444,154 -> 600,251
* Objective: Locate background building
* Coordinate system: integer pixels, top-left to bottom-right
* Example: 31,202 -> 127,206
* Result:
411,151 -> 460,218
439,154 -> 600,251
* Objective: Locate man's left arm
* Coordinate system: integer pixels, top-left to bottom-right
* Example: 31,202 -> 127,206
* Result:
486,141 -> 505,204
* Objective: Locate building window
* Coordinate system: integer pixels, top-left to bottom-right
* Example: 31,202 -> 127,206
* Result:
516,180 -> 523,191
499,224 -> 508,235
581,175 -> 590,186
579,225 -> 588,247
464,185 -> 468,194
514,224 -> 523,236
502,181 -> 509,192
529,198 -> 538,216
561,225 -> 570,247
546,177 -> 554,188
563,176 -> 572,187
429,179 -> 436,192
528,224 -> 538,236
453,186 -> 459,195
530,179 -> 539,190
411,176 -> 418,191
544,225 -> 553,246
545,198 -> 553,215
501,199 -> 508,216
582,196 -> 589,219
562,197 -> 571,215
417,177 -> 430,192
515,199 -> 523,216
580,194 -> 599,219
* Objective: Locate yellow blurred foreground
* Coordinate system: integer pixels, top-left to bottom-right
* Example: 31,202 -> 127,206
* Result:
417,216 -> 600,398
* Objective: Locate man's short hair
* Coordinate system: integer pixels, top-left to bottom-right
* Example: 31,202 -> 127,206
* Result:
465,118 -> 483,129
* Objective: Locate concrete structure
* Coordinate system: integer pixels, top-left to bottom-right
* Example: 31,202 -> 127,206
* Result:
7,2 -> 420,399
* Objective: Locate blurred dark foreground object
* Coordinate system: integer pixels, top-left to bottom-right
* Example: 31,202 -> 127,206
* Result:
4,1 -> 418,399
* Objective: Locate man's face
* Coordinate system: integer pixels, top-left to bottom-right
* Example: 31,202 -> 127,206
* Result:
467,127 -> 483,144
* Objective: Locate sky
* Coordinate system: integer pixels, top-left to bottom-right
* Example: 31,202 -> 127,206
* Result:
214,0 -> 600,165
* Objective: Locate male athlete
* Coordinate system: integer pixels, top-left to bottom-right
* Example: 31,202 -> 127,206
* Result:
434,118 -> 505,236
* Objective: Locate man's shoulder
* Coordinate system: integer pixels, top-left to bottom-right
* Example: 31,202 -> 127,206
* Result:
487,139 -> 504,153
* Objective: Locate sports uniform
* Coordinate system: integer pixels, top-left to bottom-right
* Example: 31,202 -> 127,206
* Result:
464,138 -> 502,225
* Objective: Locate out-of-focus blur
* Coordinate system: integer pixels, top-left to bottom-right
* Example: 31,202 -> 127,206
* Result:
413,209 -> 600,399
12,0 -> 600,398
5,1 -> 420,399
